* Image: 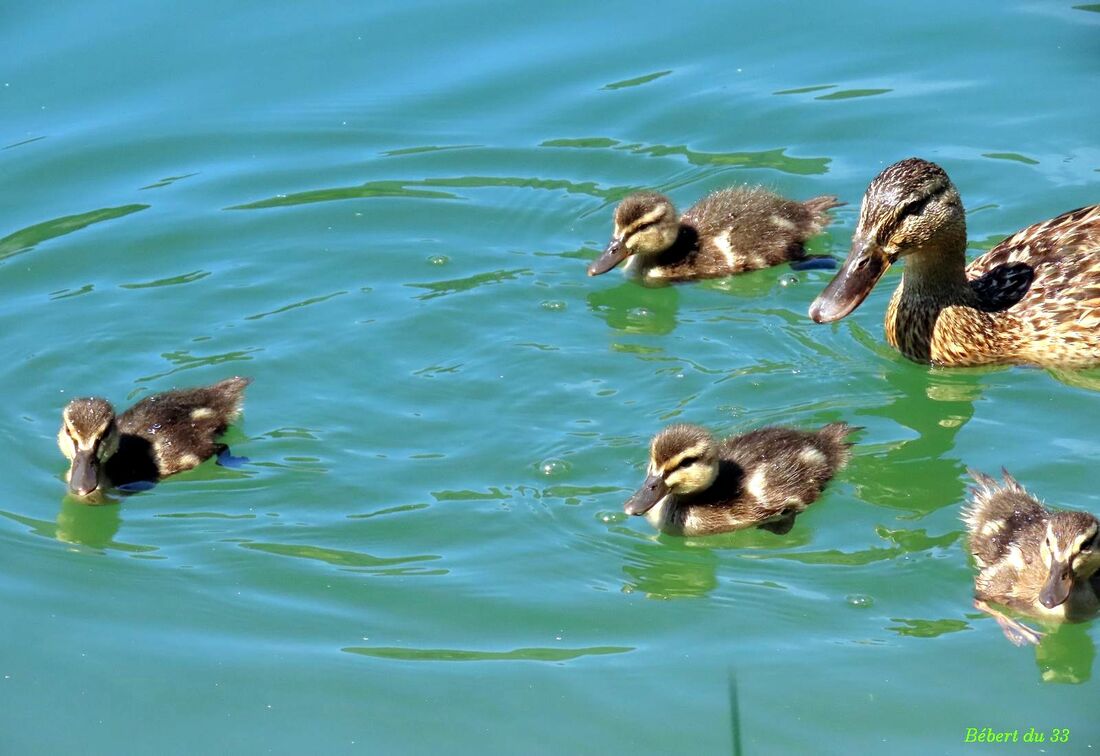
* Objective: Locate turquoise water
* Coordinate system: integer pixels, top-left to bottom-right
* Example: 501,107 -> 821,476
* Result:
2,1 -> 1099,752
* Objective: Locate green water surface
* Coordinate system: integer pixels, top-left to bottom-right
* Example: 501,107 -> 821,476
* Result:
2,1 -> 1099,753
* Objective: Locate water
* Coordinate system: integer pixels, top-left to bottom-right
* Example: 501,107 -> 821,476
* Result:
2,1 -> 1098,752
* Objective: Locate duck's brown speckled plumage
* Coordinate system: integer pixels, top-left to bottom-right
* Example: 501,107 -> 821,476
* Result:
963,469 -> 1100,645
58,377 -> 251,498
811,158 -> 1100,367
590,187 -> 841,283
623,422 -> 855,536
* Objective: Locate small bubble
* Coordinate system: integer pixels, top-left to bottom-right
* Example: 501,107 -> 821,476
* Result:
539,459 -> 570,476
778,274 -> 799,287
540,300 -> 566,312
629,307 -> 651,318
597,511 -> 626,525
846,594 -> 874,608
427,255 -> 449,266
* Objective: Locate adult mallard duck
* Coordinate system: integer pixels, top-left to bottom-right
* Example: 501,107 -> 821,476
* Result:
809,157 -> 1100,367
622,422 -> 855,536
588,187 -> 841,283
57,376 -> 251,499
963,469 -> 1100,645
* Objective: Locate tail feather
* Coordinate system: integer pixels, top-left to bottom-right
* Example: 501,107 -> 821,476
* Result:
817,422 -> 859,468
803,195 -> 845,225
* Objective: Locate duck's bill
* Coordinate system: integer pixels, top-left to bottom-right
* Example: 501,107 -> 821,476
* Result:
624,474 -> 668,515
587,239 -> 630,276
1039,560 -> 1073,609
808,238 -> 891,323
68,450 -> 100,497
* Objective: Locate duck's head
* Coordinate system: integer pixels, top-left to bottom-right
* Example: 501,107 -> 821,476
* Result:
57,398 -> 121,498
589,192 -> 679,276
1039,511 -> 1100,609
624,424 -> 719,515
809,157 -> 965,323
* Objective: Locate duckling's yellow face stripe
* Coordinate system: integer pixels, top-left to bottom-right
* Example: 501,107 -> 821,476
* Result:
617,206 -> 669,241
651,441 -> 717,495
659,442 -> 711,475
56,425 -> 77,461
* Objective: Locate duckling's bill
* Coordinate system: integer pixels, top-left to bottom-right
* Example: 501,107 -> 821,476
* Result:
809,236 -> 892,323
624,473 -> 669,515
1039,560 -> 1074,609
588,239 -> 630,276
68,450 -> 100,497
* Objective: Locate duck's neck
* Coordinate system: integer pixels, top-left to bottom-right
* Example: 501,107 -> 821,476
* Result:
899,242 -> 976,306
887,239 -> 985,363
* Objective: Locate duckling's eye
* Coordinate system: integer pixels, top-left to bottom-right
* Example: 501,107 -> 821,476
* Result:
1082,533 -> 1098,551
677,456 -> 700,469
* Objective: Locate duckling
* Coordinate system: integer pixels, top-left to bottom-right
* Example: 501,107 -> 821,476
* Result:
57,376 -> 251,499
623,422 -> 855,536
809,157 -> 1100,367
588,187 -> 842,282
963,469 -> 1100,645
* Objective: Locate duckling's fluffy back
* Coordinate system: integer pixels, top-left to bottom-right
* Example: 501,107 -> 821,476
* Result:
683,186 -> 840,266
722,422 -> 854,510
962,469 -> 1046,569
115,376 -> 251,477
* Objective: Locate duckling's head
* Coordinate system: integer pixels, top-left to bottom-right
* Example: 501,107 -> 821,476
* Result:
588,192 -> 679,276
1039,511 -> 1100,609
57,398 -> 121,497
809,157 -> 965,322
624,424 -> 719,515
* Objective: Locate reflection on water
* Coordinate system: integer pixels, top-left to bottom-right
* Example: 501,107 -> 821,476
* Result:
0,204 -> 149,261
1036,623 -> 1094,684
137,348 -> 262,382
601,70 -> 672,90
239,541 -> 447,576
854,367 -> 984,517
586,281 -> 680,335
886,617 -> 969,638
621,542 -> 720,599
0,505 -> 157,554
229,174 -> 630,211
119,270 -> 211,289
541,138 -> 831,176
407,268 -> 532,301
342,644 -> 632,662
748,527 -> 958,566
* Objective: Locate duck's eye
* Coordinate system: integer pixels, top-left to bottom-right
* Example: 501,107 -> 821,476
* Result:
1081,533 -> 1098,551
678,456 -> 700,469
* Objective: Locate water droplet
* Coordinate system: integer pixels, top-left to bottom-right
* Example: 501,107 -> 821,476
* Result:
629,307 -> 651,318
779,274 -> 799,287
539,459 -> 570,476
597,511 -> 626,525
540,300 -> 566,312
427,255 -> 449,266
846,594 -> 873,608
